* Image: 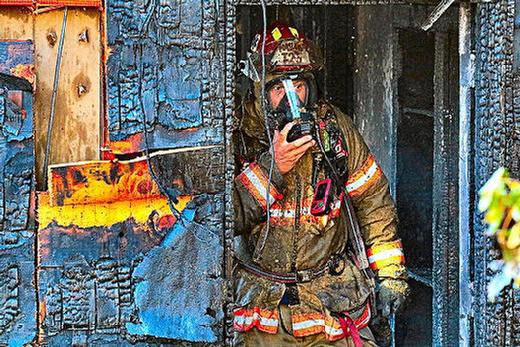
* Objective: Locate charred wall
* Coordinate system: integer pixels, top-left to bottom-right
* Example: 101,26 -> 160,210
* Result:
474,0 -> 520,346
0,1 -> 519,346
0,43 -> 37,347
1,1 -> 229,346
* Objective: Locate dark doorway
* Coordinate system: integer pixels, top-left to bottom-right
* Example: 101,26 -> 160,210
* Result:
395,28 -> 436,346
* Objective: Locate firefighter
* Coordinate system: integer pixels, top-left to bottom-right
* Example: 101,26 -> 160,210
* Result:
233,22 -> 409,347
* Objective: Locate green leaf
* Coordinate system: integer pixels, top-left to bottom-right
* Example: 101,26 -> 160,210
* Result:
484,204 -> 504,231
479,168 -> 508,212
507,223 -> 520,249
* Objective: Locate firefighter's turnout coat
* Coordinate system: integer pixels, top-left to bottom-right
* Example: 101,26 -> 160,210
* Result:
233,91 -> 407,341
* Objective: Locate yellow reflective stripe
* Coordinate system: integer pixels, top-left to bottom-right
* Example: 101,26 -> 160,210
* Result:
233,307 -> 279,334
237,163 -> 281,210
367,240 -> 405,270
370,256 -> 405,270
368,248 -> 403,263
367,240 -> 403,256
345,154 -> 382,197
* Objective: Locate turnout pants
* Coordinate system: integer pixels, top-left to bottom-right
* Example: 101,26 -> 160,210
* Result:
233,305 -> 379,347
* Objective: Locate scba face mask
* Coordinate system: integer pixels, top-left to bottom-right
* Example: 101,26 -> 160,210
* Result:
268,78 -> 305,120
266,75 -> 319,142
266,74 -> 318,120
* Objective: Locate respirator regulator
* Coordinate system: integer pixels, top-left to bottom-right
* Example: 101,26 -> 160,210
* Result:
266,74 -> 318,143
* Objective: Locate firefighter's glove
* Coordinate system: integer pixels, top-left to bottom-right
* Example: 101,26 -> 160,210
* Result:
377,278 -> 410,317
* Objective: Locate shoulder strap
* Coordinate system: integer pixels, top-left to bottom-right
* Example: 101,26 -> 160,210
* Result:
317,103 -> 374,278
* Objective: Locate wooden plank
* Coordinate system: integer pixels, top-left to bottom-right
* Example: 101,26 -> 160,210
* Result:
0,7 -> 33,40
105,0 -> 223,155
48,145 -> 222,206
458,4 -> 473,346
34,8 -> 101,189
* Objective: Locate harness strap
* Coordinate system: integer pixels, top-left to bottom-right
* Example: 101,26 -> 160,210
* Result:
339,313 -> 363,347
235,258 -> 335,284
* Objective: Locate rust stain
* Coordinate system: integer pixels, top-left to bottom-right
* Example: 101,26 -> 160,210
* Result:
72,72 -> 91,98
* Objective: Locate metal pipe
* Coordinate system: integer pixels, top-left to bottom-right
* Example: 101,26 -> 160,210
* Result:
421,0 -> 456,31
43,7 -> 68,188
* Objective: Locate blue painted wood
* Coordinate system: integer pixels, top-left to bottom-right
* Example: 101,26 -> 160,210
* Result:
0,40 -> 36,347
37,146 -> 226,344
0,41 -> 33,78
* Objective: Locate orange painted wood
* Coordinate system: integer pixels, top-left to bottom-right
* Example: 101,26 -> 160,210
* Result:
0,0 -> 101,7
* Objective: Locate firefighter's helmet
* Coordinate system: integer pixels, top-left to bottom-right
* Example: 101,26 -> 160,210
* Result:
240,21 -> 324,82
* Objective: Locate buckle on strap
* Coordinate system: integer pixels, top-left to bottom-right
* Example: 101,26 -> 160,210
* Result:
296,269 -> 313,283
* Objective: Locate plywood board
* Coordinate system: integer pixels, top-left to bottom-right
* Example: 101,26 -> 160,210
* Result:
34,8 -> 101,189
47,145 -> 219,207
0,7 -> 33,40
36,145 -> 225,344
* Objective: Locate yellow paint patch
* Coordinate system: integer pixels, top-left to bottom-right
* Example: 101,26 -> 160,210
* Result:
289,27 -> 299,38
38,192 -> 190,230
49,157 -> 161,207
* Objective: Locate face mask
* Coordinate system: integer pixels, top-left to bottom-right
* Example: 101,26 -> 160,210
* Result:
267,78 -> 308,118
265,74 -> 318,136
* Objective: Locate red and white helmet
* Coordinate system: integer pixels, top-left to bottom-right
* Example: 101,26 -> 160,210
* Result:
240,21 -> 323,81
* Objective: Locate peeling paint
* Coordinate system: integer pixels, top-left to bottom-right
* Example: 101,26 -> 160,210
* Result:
37,192 -> 188,230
